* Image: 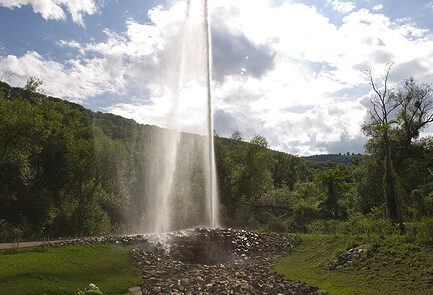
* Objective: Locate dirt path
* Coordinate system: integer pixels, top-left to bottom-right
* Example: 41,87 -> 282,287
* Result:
0,241 -> 49,250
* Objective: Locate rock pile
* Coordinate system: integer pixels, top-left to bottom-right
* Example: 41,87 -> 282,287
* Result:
132,228 -> 327,295
328,244 -> 367,270
135,228 -> 293,265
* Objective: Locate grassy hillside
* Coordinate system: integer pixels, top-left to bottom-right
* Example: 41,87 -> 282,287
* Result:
0,245 -> 140,295
274,234 -> 433,295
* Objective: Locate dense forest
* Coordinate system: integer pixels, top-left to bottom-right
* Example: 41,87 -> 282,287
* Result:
1,75 -> 433,244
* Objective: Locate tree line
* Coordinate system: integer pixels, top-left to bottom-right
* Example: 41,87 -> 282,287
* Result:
1,71 -> 433,242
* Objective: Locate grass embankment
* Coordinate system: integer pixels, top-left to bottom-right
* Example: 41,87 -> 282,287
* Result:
274,234 -> 433,295
0,244 -> 141,295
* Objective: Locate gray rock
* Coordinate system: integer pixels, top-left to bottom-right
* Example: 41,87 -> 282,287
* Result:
328,244 -> 367,270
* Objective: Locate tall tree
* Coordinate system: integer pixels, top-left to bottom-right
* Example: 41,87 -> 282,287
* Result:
362,63 -> 403,224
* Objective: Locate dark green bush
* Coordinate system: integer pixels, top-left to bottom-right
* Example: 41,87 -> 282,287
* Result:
266,218 -> 288,233
418,217 -> 433,245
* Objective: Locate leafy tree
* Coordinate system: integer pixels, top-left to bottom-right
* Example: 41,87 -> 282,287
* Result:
393,77 -> 433,152
362,64 -> 404,224
24,77 -> 44,93
316,165 -> 350,219
273,152 -> 309,190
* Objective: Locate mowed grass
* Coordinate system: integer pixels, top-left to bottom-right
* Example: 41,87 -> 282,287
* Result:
0,244 -> 141,295
274,234 -> 433,295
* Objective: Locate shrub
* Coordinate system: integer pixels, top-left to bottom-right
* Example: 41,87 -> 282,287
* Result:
404,222 -> 417,243
77,283 -> 103,295
418,217 -> 433,245
291,202 -> 318,233
306,219 -> 341,234
266,218 -> 288,233
0,219 -> 11,242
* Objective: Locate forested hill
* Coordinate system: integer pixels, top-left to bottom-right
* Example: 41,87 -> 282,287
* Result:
0,81 -> 315,240
302,153 -> 362,168
2,77 -> 433,243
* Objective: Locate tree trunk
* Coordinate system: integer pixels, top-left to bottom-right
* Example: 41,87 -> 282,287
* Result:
383,142 -> 402,225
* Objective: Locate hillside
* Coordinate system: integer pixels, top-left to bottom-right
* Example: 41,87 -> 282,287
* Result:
0,81 -> 324,240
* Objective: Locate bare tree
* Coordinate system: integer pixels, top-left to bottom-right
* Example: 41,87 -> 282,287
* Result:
362,63 -> 398,135
0,71 -> 13,84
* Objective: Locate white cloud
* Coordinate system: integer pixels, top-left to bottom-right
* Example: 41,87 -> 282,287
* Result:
2,0 -> 433,155
0,51 -> 125,102
0,0 -> 98,26
329,0 -> 356,13
373,4 -> 383,11
205,1 -> 433,154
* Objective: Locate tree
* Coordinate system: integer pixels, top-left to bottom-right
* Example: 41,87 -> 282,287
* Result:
273,152 -> 309,190
362,63 -> 403,224
316,165 -> 349,219
393,77 -> 433,155
0,71 -> 13,84
24,77 -> 44,93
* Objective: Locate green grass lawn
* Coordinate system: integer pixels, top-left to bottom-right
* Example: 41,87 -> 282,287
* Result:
274,234 -> 433,295
0,244 -> 141,295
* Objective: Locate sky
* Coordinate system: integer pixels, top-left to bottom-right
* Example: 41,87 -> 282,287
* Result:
1,0 -> 433,156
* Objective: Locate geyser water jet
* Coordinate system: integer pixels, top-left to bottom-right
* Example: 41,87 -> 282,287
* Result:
141,0 -> 219,233
203,0 -> 218,228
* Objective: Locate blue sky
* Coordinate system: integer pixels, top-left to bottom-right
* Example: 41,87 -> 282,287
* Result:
1,0 -> 433,155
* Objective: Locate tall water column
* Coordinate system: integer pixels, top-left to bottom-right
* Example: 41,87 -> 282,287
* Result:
143,0 -> 219,233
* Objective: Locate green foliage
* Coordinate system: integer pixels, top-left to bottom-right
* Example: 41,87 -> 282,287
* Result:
306,219 -> 344,234
316,165 -> 351,219
302,153 -> 358,168
305,207 -> 398,240
0,82 -> 131,240
405,217 -> 433,245
2,75 -> 433,238
77,283 -> 103,295
291,201 -> 318,232
361,75 -> 433,226
24,76 -> 44,93
418,217 -> 433,245
266,217 -> 288,233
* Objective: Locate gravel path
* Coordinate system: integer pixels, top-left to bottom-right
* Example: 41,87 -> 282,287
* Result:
0,240 -> 48,250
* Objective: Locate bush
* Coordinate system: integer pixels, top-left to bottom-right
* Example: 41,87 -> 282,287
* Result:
290,202 -> 318,233
0,219 -> 11,242
418,217 -> 433,245
404,222 -> 417,243
356,217 -> 396,240
305,207 -> 398,240
266,218 -> 288,233
77,283 -> 103,295
306,219 -> 342,234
